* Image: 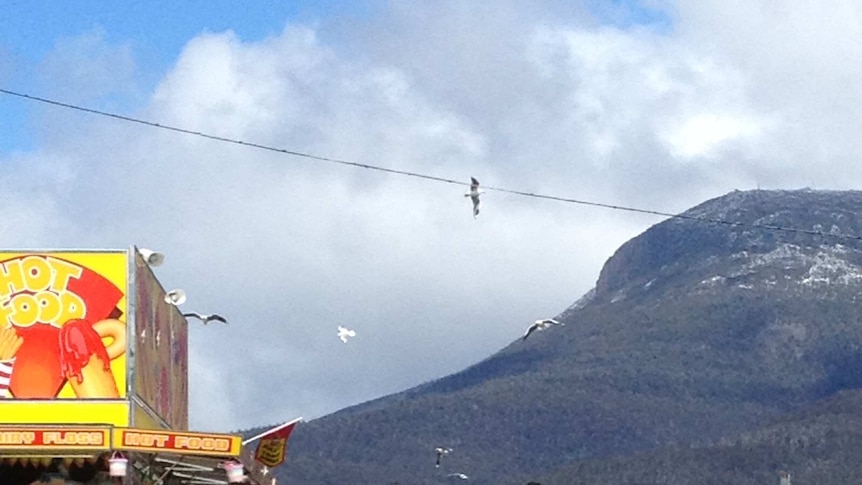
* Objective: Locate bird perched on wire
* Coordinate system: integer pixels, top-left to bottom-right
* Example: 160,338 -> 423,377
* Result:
522,318 -> 564,340
182,312 -> 227,325
337,325 -> 356,343
464,177 -> 484,218
435,447 -> 453,467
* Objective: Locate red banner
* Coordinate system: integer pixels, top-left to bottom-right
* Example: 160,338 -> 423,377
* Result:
253,420 -> 299,468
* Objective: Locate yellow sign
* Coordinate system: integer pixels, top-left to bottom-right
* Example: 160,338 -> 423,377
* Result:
0,400 -> 130,426
0,251 -> 129,426
0,426 -> 111,451
113,428 -> 242,457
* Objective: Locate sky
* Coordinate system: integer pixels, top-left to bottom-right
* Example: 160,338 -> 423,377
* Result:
1,0 -> 861,432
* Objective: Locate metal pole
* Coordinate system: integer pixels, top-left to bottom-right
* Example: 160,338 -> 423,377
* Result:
241,417 -> 302,446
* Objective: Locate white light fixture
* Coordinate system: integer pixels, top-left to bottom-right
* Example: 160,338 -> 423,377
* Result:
165,289 -> 187,306
108,452 -> 128,477
138,248 -> 165,267
223,460 -> 246,483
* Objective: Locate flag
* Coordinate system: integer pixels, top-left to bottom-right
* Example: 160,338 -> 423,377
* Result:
250,418 -> 301,468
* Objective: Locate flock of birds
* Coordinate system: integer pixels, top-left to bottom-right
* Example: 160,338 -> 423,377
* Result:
279,176 -> 556,479
154,180 -> 564,480
334,316 -> 562,347
331,179 -> 560,479
330,178 -> 562,349
172,307 -> 562,345
161,178 -> 559,348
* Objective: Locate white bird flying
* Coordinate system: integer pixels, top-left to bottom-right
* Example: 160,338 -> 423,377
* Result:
337,325 -> 356,343
435,447 -> 453,467
446,473 -> 469,480
464,177 -> 484,218
522,318 -> 564,340
182,312 -> 227,325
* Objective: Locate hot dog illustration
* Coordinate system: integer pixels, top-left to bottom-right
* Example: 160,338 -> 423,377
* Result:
58,319 -> 126,398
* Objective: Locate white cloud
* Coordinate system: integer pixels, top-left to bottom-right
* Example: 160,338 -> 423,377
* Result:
672,1 -> 862,186
664,113 -> 764,158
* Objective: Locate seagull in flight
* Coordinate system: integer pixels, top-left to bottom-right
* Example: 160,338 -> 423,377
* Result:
182,312 -> 227,325
435,447 -> 453,467
337,325 -> 356,343
445,473 -> 469,480
464,177 -> 484,218
522,318 -> 564,340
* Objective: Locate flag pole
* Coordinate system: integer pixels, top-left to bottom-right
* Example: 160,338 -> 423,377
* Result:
242,417 -> 303,445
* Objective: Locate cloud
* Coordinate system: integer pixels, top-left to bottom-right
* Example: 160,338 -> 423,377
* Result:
663,114 -> 765,159
672,1 -> 862,187
3,1 -> 862,430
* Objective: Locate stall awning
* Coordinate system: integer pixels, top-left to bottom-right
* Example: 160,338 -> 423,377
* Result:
0,425 -> 274,485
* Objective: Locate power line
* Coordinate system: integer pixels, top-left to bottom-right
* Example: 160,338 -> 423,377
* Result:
2,87 -> 862,243
0,88 -> 463,187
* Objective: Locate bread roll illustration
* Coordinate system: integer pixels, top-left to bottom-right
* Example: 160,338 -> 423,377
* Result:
93,318 -> 126,360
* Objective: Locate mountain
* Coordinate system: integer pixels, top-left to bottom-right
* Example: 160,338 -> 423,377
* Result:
534,388 -> 862,484
258,189 -> 862,484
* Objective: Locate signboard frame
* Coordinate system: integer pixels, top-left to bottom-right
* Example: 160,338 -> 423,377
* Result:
0,424 -> 112,452
0,249 -> 131,426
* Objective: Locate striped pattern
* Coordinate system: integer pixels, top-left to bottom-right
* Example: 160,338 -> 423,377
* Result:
0,359 -> 14,398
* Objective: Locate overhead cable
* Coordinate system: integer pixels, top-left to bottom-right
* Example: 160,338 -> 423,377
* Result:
2,87 -> 861,243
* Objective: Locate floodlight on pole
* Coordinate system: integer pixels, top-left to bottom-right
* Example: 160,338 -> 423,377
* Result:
138,248 -> 165,267
165,289 -> 187,306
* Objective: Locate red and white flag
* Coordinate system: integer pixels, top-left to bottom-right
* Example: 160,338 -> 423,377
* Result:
246,417 -> 302,469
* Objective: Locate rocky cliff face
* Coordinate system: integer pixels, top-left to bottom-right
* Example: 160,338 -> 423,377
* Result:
270,189 -> 862,485
595,189 -> 862,302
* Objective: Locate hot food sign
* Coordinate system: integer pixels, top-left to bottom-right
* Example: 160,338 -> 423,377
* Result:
0,252 -> 128,401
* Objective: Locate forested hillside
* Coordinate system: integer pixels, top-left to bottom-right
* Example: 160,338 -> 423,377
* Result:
244,189 -> 862,484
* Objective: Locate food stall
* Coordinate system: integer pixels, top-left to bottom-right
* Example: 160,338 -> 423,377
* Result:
0,249 -> 273,484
